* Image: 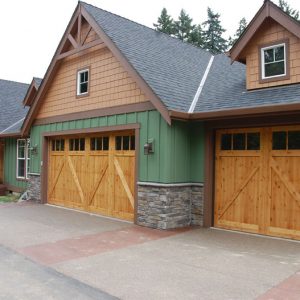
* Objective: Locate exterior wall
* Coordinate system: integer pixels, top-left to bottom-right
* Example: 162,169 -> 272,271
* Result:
244,19 -> 300,90
27,174 -> 41,202
137,184 -> 204,229
29,111 -> 205,184
36,45 -> 147,119
3,138 -> 28,191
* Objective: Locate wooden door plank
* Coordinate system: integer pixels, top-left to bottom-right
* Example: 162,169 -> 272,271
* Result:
114,157 -> 134,208
218,166 -> 259,219
88,162 -> 108,205
270,157 -> 300,209
48,158 -> 65,199
67,156 -> 85,203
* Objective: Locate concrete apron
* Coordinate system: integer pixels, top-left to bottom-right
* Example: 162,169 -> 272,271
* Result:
0,202 -> 300,300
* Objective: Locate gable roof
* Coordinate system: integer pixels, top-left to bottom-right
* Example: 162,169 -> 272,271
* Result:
229,0 -> 300,63
21,2 -> 213,134
81,2 -> 213,112
0,79 -> 29,136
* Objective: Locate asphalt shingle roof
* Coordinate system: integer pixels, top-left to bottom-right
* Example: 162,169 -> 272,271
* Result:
82,1 -> 213,112
82,2 -> 300,114
0,79 -> 29,134
195,55 -> 300,112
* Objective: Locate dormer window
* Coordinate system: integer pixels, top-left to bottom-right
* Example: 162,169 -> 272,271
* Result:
260,42 -> 288,81
77,68 -> 89,96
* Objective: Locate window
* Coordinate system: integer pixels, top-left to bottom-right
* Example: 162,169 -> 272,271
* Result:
261,43 -> 286,79
17,139 -> 30,179
115,135 -> 135,151
272,130 -> 300,150
77,69 -> 89,96
51,139 -> 65,151
220,132 -> 260,151
69,138 -> 85,151
90,137 -> 109,151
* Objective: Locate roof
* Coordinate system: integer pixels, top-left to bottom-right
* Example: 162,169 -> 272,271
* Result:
0,79 -> 29,135
229,0 -> 300,63
195,55 -> 300,113
33,77 -> 43,88
81,2 -> 213,112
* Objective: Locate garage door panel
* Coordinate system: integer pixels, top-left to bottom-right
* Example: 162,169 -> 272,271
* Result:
113,155 -> 135,218
215,126 -> 300,240
48,132 -> 135,221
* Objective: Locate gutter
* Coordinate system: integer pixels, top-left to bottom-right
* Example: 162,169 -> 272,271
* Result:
169,101 -> 300,121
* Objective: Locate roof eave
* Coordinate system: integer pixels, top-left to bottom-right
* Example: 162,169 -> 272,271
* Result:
169,102 -> 300,121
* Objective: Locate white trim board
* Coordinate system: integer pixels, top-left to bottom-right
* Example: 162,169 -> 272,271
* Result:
188,56 -> 215,113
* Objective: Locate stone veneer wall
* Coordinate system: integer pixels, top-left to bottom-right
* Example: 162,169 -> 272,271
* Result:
137,183 -> 204,229
27,174 -> 41,202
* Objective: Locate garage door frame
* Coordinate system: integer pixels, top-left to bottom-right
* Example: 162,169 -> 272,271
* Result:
203,113 -> 300,231
40,123 -> 140,223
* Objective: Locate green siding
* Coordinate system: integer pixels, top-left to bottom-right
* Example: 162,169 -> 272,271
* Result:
29,110 -> 205,184
4,137 -> 28,190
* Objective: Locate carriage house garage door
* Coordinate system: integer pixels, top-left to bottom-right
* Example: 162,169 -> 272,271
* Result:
47,131 -> 135,221
215,126 -> 300,240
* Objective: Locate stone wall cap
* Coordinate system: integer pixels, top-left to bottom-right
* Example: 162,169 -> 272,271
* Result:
138,182 -> 204,188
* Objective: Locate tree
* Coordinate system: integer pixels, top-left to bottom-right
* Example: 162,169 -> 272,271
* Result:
153,8 -> 175,35
278,0 -> 299,20
174,9 -> 195,41
228,17 -> 248,48
188,25 -> 204,47
202,7 -> 227,54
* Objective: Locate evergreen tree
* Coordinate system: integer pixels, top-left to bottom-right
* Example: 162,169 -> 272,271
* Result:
188,25 -> 204,47
174,9 -> 195,41
202,7 -> 227,54
278,0 -> 299,20
153,8 -> 175,35
228,17 -> 248,48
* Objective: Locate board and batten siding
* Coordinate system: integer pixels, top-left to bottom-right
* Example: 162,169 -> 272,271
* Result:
30,111 -> 205,184
4,138 -> 28,190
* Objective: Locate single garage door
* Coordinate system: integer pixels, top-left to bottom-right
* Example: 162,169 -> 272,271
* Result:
215,126 -> 300,240
48,131 -> 135,221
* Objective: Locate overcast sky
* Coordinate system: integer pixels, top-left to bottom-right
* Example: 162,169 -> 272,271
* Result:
1,0 -> 299,84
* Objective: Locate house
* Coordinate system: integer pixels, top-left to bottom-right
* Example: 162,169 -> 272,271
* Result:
1,0 -> 300,240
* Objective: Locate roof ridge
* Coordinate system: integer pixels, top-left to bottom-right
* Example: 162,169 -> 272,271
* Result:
80,1 -> 213,56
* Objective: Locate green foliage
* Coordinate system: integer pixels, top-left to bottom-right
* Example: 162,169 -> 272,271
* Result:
278,0 -> 299,20
202,7 -> 227,54
188,25 -> 204,47
153,8 -> 175,35
174,9 -> 195,41
228,17 -> 248,48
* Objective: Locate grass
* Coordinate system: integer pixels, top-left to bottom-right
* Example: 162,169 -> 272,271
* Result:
0,193 -> 20,203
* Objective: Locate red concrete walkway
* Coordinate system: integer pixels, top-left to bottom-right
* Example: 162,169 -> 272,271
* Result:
257,271 -> 300,300
18,226 -> 189,265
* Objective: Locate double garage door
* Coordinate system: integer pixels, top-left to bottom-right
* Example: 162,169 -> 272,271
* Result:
47,131 -> 135,221
215,126 -> 300,240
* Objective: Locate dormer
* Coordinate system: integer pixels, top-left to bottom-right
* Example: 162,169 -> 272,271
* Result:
229,0 -> 300,90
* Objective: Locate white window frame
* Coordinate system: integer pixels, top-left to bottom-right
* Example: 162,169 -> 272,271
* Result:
77,69 -> 89,96
16,139 -> 30,180
261,43 -> 286,80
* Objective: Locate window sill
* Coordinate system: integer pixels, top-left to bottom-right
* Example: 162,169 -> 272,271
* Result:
16,177 -> 29,182
259,74 -> 290,84
76,92 -> 89,99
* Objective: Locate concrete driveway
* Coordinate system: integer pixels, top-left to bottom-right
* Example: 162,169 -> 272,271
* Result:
0,201 -> 300,300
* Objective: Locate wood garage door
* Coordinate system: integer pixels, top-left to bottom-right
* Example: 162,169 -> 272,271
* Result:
215,126 -> 300,240
48,131 -> 135,221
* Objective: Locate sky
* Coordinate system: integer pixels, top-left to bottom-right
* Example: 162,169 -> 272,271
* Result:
1,0 -> 299,84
